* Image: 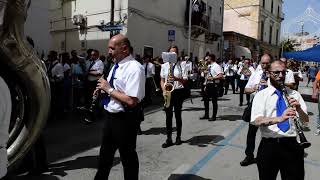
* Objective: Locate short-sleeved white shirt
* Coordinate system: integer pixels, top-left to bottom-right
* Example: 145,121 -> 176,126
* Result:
50,60 -> 64,82
87,59 -> 104,81
0,77 -> 11,178
105,55 -> 145,113
285,69 -> 295,84
251,85 -> 307,138
223,63 -> 237,76
181,60 -> 193,75
160,61 -> 188,89
245,68 -> 264,89
207,62 -> 223,83
143,62 -> 155,78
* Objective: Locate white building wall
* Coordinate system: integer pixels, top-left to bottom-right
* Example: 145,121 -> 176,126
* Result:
49,0 -> 223,58
25,0 -> 51,57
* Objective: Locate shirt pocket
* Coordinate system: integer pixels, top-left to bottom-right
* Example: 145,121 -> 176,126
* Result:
114,77 -> 126,92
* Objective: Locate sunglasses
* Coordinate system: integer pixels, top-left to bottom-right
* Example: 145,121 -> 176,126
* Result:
269,70 -> 286,76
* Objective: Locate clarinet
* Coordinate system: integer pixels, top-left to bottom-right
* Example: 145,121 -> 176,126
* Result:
280,83 -> 311,149
88,75 -> 104,113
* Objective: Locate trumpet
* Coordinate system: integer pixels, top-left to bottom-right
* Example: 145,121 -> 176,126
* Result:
280,83 -> 311,149
163,63 -> 174,108
240,65 -> 251,76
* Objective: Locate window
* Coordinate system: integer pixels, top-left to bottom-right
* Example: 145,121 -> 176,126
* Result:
271,0 -> 274,13
276,29 -> 279,45
260,21 -> 264,41
269,25 -> 273,44
262,0 -> 265,8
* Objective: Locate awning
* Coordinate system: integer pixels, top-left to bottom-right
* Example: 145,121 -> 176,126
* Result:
283,45 -> 320,62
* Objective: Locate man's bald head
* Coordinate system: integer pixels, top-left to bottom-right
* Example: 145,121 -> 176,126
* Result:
260,54 -> 272,71
108,34 -> 131,62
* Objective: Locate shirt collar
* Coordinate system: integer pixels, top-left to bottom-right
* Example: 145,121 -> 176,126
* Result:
118,55 -> 133,66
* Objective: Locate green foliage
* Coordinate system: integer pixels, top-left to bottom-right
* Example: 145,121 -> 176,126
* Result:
281,39 -> 295,52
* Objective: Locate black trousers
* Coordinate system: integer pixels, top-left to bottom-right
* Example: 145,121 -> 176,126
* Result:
239,80 -> 250,104
165,89 -> 185,139
224,76 -> 235,94
94,111 -> 139,180
144,78 -> 153,105
203,83 -> 218,118
257,137 -> 304,180
245,123 -> 259,157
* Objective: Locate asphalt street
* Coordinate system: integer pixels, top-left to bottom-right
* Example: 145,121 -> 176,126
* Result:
12,81 -> 320,180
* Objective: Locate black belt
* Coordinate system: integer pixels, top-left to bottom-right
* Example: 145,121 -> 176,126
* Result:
262,137 -> 296,143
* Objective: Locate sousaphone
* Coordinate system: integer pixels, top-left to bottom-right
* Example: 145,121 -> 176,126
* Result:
0,0 -> 50,171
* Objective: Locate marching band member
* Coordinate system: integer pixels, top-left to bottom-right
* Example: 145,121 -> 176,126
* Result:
200,54 -> 223,121
237,59 -> 255,106
240,54 -> 271,166
224,59 -> 237,95
160,45 -> 188,148
143,55 -> 155,105
94,34 -> 145,180
251,60 -> 308,180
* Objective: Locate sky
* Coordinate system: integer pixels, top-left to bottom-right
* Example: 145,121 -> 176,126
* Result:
282,0 -> 320,37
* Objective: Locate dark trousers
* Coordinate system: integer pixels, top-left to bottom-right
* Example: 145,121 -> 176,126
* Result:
245,124 -> 259,157
257,137 -> 304,180
239,80 -> 250,104
165,89 -> 185,139
144,78 -> 153,105
224,76 -> 235,94
203,83 -> 218,118
86,80 -> 98,108
50,81 -> 63,119
94,111 -> 139,180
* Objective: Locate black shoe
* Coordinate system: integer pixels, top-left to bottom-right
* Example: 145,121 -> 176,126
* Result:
200,115 -> 209,120
239,103 -> 243,106
175,137 -> 182,145
162,139 -> 173,148
240,156 -> 256,166
209,117 -> 216,121
224,93 -> 227,95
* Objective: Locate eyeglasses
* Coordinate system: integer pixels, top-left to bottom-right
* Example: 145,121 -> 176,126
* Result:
269,70 -> 286,77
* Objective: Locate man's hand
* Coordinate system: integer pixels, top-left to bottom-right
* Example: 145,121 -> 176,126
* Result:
288,97 -> 301,109
280,107 -> 296,122
97,78 -> 111,92
312,93 -> 318,100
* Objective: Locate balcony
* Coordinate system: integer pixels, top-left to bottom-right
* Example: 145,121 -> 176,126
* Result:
277,12 -> 285,21
205,20 -> 222,43
190,14 -> 209,37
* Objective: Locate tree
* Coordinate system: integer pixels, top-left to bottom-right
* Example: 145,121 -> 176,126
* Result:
281,39 -> 295,52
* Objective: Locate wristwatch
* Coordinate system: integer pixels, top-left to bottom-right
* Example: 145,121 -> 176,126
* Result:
107,88 -> 115,95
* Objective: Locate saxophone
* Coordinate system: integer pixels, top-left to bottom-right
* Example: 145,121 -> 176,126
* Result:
163,63 -> 175,108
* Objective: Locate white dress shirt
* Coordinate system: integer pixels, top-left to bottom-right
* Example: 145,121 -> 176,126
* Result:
207,62 -> 223,83
224,63 -> 237,76
161,61 -> 188,90
87,59 -> 104,81
245,68 -> 264,89
251,85 -> 307,138
50,60 -> 64,82
143,62 -> 155,78
105,55 -> 145,113
285,69 -> 295,84
0,77 -> 11,178
181,60 -> 193,75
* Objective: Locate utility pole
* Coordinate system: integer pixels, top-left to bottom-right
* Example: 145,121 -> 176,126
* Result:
110,0 -> 115,38
188,0 -> 192,57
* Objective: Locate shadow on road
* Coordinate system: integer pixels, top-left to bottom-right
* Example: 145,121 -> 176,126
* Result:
185,135 -> 224,147
143,127 -> 176,135
47,156 -> 120,177
218,115 -> 242,121
168,174 -> 212,180
14,174 -> 60,180
301,94 -> 317,103
182,107 -> 205,112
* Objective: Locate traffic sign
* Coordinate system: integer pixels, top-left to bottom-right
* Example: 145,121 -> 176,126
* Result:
99,25 -> 123,32
168,30 -> 175,41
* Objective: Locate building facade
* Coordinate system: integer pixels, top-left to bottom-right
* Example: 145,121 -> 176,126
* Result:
49,0 -> 224,59
223,0 -> 284,60
25,0 -> 51,57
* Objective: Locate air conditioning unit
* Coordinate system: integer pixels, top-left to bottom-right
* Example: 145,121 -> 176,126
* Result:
73,14 -> 86,26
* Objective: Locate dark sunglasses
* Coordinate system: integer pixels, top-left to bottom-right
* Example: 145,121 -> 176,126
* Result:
269,70 -> 286,76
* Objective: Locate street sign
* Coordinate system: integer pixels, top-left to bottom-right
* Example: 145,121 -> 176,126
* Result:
99,25 -> 123,32
168,30 -> 175,41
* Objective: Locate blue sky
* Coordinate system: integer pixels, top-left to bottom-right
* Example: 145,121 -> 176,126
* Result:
282,0 -> 320,37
